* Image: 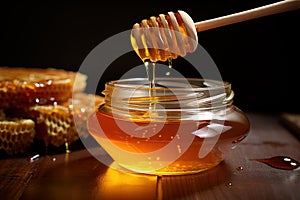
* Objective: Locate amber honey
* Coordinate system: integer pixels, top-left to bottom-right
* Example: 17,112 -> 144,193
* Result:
131,11 -> 198,63
87,78 -> 250,175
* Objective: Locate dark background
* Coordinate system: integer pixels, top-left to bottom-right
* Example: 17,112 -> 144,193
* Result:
0,0 -> 299,113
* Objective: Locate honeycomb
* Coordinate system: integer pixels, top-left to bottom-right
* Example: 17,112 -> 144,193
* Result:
3,93 -> 104,150
0,118 -> 35,154
0,67 -> 87,109
0,67 -> 102,155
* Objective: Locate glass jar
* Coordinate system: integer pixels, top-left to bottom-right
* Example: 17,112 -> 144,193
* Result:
87,78 -> 250,175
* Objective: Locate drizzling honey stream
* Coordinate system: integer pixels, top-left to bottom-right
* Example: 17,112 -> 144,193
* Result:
130,10 -> 199,95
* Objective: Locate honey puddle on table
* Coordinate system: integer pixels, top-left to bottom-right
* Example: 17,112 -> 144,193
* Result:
252,156 -> 300,170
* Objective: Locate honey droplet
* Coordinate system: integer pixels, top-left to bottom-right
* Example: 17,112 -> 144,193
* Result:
227,182 -> 232,187
253,156 -> 300,170
28,154 -> 40,163
165,57 -> 172,76
236,166 -> 243,171
232,135 -> 247,144
64,138 -> 71,154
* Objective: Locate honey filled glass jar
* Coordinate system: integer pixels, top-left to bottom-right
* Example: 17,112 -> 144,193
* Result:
87,77 -> 250,175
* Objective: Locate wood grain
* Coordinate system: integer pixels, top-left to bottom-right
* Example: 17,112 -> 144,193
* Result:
1,113 -> 300,200
195,0 -> 300,32
159,113 -> 300,199
0,156 -> 41,200
280,112 -> 300,140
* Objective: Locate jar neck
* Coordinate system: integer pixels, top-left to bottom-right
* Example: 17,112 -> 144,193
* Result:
100,78 -> 234,120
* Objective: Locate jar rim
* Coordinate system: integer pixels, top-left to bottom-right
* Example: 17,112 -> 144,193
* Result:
105,77 -> 231,91
101,78 -> 234,120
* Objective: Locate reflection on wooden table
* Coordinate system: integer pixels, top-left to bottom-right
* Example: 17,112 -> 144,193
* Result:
1,113 -> 300,200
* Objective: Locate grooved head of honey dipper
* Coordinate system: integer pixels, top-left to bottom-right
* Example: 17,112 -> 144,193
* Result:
178,10 -> 198,51
130,10 -> 198,62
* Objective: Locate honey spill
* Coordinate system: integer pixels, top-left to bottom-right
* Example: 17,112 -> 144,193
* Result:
232,135 -> 247,144
28,154 -> 40,163
227,182 -> 232,187
236,166 -> 243,171
253,156 -> 300,170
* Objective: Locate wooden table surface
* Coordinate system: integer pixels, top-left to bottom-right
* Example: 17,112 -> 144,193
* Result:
1,112 -> 300,200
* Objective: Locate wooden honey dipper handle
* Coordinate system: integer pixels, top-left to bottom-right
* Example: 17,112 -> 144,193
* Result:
195,0 -> 300,32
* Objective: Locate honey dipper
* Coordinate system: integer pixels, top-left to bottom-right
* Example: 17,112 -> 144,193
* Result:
131,0 -> 300,62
